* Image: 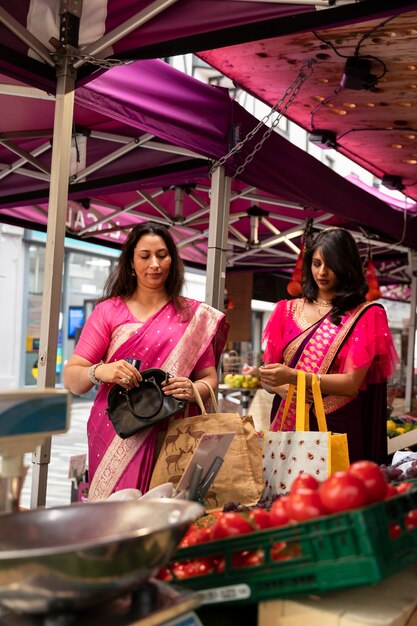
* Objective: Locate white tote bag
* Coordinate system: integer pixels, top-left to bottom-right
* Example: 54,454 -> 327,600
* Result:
261,371 -> 349,500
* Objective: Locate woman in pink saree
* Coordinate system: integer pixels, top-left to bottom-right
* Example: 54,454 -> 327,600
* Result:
63,222 -> 229,500
259,228 -> 398,464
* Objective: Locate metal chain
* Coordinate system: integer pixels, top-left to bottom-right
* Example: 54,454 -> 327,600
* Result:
50,50 -> 133,69
209,59 -> 316,178
74,53 -> 133,68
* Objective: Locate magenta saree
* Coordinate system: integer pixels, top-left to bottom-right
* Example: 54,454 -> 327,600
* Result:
74,297 -> 228,500
263,298 -> 399,463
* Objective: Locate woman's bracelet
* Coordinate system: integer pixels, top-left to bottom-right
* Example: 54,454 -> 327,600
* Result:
316,373 -> 322,387
88,362 -> 103,385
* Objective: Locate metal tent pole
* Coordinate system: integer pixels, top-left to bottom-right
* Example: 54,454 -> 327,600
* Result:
405,251 -> 417,413
205,166 -> 231,310
31,65 -> 76,508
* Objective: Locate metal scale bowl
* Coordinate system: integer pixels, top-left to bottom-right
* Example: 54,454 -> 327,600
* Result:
0,498 -> 203,615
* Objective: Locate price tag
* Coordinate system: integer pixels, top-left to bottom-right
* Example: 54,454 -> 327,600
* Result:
197,584 -> 251,605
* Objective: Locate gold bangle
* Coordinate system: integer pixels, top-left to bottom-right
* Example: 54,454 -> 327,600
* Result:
316,373 -> 322,387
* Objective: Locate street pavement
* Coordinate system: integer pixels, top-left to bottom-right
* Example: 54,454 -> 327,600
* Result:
20,397 -> 92,509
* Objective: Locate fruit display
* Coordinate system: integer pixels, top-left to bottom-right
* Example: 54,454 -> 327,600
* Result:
223,373 -> 259,389
380,454 -> 417,482
387,416 -> 417,438
387,415 -> 417,439
157,461 -> 417,603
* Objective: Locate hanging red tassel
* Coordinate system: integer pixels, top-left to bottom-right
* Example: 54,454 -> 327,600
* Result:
287,238 -> 304,297
365,258 -> 381,301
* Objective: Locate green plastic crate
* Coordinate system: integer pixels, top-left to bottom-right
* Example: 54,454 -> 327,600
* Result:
167,490 -> 417,605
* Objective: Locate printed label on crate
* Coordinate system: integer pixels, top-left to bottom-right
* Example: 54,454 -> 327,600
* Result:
197,584 -> 251,605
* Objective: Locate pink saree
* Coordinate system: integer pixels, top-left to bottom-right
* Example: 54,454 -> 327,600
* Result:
263,298 -> 398,463
74,297 -> 228,500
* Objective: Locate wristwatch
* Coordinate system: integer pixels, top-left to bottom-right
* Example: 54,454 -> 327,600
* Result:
88,362 -> 103,385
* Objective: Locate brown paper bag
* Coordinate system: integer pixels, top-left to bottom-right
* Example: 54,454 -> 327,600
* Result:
149,382 -> 263,511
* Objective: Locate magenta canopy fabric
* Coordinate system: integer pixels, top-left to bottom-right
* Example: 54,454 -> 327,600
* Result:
75,59 -> 232,160
1,58 -> 416,268
1,0 -> 414,92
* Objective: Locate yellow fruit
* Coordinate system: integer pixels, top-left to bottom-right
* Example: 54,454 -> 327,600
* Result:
387,420 -> 397,431
396,427 -> 406,434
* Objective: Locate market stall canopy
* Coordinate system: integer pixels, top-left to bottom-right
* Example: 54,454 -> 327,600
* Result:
0,59 -> 414,295
2,0 -> 408,91
196,2 -> 417,205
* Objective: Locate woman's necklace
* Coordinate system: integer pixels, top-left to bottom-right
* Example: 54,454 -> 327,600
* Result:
313,298 -> 333,316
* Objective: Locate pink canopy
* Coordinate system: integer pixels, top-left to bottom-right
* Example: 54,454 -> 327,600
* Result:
1,59 -> 415,271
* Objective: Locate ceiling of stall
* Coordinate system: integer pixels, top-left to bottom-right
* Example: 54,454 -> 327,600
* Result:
198,7 -> 417,205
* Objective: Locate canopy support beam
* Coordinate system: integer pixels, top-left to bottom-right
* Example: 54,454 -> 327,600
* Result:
31,58 -> 77,510
405,251 -> 417,413
205,167 -> 231,311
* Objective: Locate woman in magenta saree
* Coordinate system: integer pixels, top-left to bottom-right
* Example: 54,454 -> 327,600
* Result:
259,228 -> 398,464
63,222 -> 228,500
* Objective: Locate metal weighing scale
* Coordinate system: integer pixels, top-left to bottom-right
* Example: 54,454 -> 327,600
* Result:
0,390 -> 204,626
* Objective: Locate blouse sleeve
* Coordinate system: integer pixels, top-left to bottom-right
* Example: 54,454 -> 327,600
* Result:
73,301 -> 113,364
332,304 -> 399,385
262,299 -> 289,364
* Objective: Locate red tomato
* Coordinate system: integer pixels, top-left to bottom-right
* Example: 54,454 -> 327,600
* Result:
405,509 -> 417,530
269,496 -> 290,527
213,556 -> 225,573
179,526 -> 212,547
319,471 -> 368,513
291,473 -> 320,493
385,483 -> 398,499
210,512 -> 254,540
248,507 -> 273,530
388,523 -> 402,539
396,481 -> 414,494
271,541 -> 288,561
271,541 -> 302,561
155,565 -> 173,581
172,558 -> 215,579
348,460 -> 388,503
286,487 -> 327,521
232,549 -> 264,568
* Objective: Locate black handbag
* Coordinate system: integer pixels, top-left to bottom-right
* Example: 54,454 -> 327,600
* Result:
106,368 -> 187,439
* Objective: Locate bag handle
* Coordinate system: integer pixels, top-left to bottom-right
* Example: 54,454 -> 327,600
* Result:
189,380 -> 219,415
279,371 -> 307,431
197,380 -> 219,412
280,370 -> 329,433
311,372 -> 328,432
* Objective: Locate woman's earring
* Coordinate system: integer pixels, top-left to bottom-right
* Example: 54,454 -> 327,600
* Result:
131,268 -> 136,277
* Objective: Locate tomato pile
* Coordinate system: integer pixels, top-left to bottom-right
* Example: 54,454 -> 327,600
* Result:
156,461 -> 417,582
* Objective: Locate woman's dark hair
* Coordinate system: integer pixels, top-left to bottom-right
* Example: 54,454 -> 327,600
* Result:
99,221 -> 185,307
302,227 -> 368,324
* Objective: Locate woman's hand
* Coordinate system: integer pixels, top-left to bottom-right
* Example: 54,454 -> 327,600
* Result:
162,366 -> 218,404
63,355 -> 141,396
258,363 -> 297,389
95,360 -> 142,388
162,376 -> 194,401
